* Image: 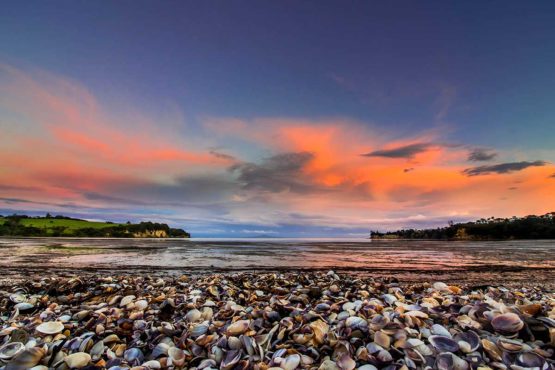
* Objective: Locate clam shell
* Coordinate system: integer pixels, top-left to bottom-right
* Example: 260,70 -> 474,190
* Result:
429,335 -> 460,353
64,352 -> 91,368
36,321 -> 64,335
0,342 -> 25,360
186,308 -> 202,322
491,313 -> 524,334
282,354 -> 301,370
120,295 -> 136,306
226,319 -> 250,336
5,347 -> 46,370
168,347 -> 185,367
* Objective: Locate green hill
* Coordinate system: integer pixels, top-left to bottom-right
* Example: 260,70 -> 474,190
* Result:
0,214 -> 190,238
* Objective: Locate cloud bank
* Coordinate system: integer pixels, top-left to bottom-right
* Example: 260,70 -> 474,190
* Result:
1,63 -> 555,236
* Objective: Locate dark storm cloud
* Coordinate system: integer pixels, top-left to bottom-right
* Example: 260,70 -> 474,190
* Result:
462,161 -> 548,176
468,148 -> 498,161
361,143 -> 433,159
230,152 -> 316,193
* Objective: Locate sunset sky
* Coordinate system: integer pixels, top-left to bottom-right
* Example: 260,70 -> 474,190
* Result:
1,1 -> 555,237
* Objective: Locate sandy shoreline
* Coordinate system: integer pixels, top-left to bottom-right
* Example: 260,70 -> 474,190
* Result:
1,265 -> 554,291
0,271 -> 554,369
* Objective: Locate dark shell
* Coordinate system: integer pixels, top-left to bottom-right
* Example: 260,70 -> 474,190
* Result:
491,313 -> 524,334
429,335 -> 460,353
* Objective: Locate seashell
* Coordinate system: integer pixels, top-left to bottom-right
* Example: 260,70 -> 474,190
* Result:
226,320 -> 250,336
124,348 -> 144,366
516,352 -> 545,368
9,293 -> 27,304
519,303 -> 542,316
309,319 -> 329,345
134,299 -> 148,310
14,302 -> 34,311
374,331 -> 390,348
481,339 -> 502,362
431,324 -> 452,338
103,334 -> 121,343
90,341 -> 105,361
151,343 -> 169,358
282,354 -> 301,370
64,352 -> 91,368
336,353 -> 355,370
73,310 -> 90,321
191,322 -> 210,337
376,349 -> 393,363
221,349 -> 241,369
454,331 -> 480,352
142,360 -> 162,368
491,313 -> 524,335
358,366 -> 378,370
433,282 -> 449,291
436,352 -> 454,370
168,347 -> 185,367
36,321 -> 64,335
382,294 -> 397,305
120,295 -> 136,306
186,308 -> 202,322
198,359 -> 218,369
318,359 -> 341,370
496,337 -> 523,352
345,316 -> 367,330
5,347 -> 46,370
429,335 -> 460,353
405,311 -> 428,319
228,336 -> 242,350
0,342 -> 25,360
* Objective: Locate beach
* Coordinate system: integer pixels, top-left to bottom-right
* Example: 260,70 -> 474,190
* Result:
1,268 -> 554,369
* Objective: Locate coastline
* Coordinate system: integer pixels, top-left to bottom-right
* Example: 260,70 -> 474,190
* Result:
0,271 -> 553,369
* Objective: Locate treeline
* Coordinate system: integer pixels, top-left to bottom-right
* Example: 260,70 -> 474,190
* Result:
371,212 -> 555,240
70,222 -> 190,238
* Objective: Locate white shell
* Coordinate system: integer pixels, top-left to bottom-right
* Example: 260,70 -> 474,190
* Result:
36,321 -> 64,335
64,352 -> 91,368
0,342 -> 25,360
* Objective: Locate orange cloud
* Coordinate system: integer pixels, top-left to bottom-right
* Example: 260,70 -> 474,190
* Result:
1,63 -> 554,229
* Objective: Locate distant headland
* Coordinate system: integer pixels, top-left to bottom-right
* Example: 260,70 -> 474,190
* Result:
371,212 -> 555,240
0,214 -> 190,238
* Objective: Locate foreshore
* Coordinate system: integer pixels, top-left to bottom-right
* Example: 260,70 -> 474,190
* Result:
0,271 -> 554,370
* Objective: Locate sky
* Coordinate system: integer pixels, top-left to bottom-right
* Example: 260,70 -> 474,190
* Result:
1,1 -> 555,237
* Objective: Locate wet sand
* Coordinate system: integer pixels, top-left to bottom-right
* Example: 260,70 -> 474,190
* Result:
1,238 -> 554,288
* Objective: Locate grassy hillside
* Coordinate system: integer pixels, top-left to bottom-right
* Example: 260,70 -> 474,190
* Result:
2,217 -> 122,230
0,215 -> 190,238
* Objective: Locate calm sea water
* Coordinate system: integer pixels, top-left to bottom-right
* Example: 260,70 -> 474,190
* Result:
1,238 -> 554,284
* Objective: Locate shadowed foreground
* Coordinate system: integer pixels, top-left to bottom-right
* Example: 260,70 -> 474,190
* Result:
0,272 -> 554,369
